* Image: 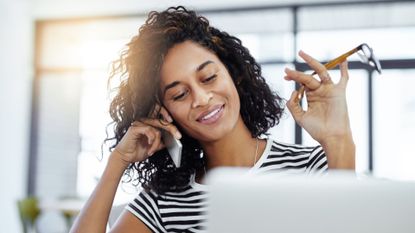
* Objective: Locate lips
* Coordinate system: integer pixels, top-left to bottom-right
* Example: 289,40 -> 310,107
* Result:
196,104 -> 224,124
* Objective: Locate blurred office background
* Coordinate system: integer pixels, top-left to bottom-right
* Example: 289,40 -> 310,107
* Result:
1,0 -> 415,232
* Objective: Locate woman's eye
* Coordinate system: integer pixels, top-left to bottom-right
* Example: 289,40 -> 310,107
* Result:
172,90 -> 188,101
202,74 -> 217,83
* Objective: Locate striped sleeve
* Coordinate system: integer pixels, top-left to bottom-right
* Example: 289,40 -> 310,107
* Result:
306,145 -> 328,174
126,190 -> 167,233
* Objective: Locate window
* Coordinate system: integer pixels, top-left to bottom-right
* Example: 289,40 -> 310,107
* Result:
32,2 -> 415,204
373,69 -> 415,180
34,18 -> 145,201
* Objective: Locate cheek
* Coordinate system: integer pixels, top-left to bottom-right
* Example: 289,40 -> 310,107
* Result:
225,80 -> 240,105
167,104 -> 198,137
166,102 -> 190,124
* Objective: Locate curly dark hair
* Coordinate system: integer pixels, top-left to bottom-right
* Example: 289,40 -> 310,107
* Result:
106,6 -> 285,194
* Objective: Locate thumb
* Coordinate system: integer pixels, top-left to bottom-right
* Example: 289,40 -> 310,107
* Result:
338,60 -> 349,88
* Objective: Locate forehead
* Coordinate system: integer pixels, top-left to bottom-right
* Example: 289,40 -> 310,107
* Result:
160,41 -> 220,84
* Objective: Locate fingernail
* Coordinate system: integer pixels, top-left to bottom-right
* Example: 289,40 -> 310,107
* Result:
175,131 -> 182,139
297,91 -> 303,100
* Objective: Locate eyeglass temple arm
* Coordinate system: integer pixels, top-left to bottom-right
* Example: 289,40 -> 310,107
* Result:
296,46 -> 360,100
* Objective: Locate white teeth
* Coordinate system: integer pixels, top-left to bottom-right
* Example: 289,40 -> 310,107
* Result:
202,107 -> 221,120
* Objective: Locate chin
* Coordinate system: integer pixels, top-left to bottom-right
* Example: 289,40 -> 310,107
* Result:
188,124 -> 235,143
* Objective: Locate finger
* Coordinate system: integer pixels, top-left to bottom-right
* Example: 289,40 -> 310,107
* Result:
298,50 -> 333,85
159,106 -> 173,123
338,60 -> 349,88
130,120 -> 144,127
319,71 -> 333,85
285,68 -> 320,90
156,141 -> 165,151
147,129 -> 162,156
140,118 -> 182,139
286,90 -> 305,122
149,104 -> 163,119
297,85 -> 305,100
147,142 -> 166,158
135,125 -> 157,145
129,124 -> 167,156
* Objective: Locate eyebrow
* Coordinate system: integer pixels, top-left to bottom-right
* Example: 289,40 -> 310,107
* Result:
163,81 -> 180,94
196,60 -> 214,72
163,60 -> 215,94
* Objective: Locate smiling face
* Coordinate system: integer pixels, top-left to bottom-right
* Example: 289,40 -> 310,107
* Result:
160,40 -> 242,143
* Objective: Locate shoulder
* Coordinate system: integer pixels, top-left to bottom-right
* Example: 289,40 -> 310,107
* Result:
256,137 -> 327,173
267,137 -> 320,153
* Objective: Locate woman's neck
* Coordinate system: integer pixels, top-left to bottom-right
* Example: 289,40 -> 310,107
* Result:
200,117 -> 261,170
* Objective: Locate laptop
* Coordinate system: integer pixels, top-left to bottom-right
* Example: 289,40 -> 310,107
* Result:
205,168 -> 415,233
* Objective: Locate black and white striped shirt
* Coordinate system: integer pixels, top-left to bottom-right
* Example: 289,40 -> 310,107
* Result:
127,138 -> 327,232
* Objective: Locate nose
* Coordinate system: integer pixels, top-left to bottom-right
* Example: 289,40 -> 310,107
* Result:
191,86 -> 213,108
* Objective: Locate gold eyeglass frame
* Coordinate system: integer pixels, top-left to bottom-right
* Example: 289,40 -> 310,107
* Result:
297,43 -> 382,99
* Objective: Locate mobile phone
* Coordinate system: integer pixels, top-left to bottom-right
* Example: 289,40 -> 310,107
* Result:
161,129 -> 183,167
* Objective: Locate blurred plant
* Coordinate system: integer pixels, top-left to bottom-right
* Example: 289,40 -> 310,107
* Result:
59,196 -> 82,231
17,196 -> 41,233
62,209 -> 78,230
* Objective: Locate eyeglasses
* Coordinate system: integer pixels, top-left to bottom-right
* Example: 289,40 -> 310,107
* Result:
298,43 -> 382,99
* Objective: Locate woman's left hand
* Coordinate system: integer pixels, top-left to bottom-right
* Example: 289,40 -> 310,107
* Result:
284,50 -> 353,146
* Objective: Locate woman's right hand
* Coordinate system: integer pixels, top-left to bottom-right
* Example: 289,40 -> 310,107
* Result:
112,106 -> 182,166
70,107 -> 179,233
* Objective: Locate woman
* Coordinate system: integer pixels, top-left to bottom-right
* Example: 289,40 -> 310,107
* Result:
70,6 -> 355,233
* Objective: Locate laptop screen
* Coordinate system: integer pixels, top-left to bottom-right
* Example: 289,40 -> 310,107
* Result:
205,168 -> 415,233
